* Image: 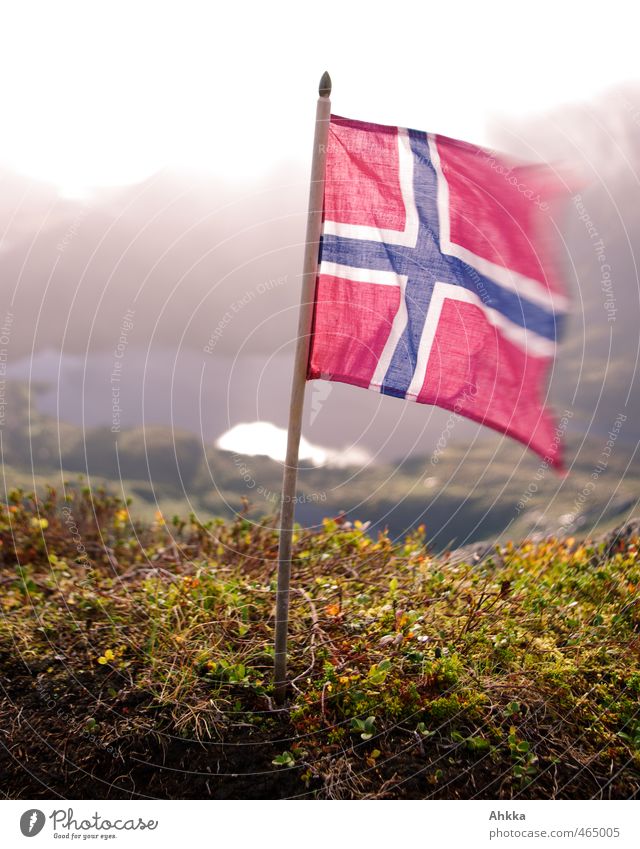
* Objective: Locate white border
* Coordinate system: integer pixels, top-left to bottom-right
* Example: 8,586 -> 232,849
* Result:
319,264 -> 556,368
427,133 -> 569,314
319,260 -> 400,288
404,281 -> 554,401
319,130 -> 562,397
322,128 -> 420,248
368,274 -> 409,391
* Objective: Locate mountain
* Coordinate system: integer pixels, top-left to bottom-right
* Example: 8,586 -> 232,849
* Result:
2,84 -> 640,464
1,85 -> 640,544
3,382 -> 638,550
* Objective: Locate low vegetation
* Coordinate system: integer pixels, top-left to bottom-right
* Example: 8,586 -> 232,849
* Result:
1,485 -> 639,798
5,381 -> 640,549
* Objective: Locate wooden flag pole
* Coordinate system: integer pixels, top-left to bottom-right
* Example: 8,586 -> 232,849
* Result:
274,71 -> 332,705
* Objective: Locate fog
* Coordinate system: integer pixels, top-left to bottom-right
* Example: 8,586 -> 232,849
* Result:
2,84 -> 640,464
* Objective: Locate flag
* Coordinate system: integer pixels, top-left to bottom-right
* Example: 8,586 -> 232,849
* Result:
307,115 -> 569,468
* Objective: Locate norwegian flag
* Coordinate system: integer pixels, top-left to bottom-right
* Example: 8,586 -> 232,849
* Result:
307,115 -> 569,467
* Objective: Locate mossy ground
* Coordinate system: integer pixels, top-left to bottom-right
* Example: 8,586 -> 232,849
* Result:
1,486 -> 639,798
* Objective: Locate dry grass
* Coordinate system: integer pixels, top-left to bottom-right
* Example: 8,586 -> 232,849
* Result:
0,485 -> 639,799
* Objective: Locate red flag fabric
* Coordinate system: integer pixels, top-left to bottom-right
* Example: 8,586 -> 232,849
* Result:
308,115 -> 569,468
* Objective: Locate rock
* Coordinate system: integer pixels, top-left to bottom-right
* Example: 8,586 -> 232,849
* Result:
597,518 -> 640,557
445,540 -> 500,567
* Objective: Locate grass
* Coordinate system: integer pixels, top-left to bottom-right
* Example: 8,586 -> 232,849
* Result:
1,484 -> 639,799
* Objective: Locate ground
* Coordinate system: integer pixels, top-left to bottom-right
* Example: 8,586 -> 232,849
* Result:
1,486 -> 639,799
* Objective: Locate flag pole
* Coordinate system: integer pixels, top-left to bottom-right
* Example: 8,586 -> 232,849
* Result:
274,71 -> 332,705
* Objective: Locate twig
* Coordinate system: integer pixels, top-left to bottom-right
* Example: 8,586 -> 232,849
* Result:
290,588 -> 324,691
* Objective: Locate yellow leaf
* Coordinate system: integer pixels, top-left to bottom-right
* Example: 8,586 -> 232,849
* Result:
30,517 -> 48,529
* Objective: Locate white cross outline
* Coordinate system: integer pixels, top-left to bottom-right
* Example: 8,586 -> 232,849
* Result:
319,127 -> 564,398
427,133 -> 569,314
322,128 -> 420,247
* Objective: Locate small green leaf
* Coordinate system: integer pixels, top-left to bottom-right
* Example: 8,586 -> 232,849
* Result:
272,751 -> 295,767
466,736 -> 490,752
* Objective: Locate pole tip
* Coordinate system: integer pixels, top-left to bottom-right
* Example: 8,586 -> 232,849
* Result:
319,71 -> 332,98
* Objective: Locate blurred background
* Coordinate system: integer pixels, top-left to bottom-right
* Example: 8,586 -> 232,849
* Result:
1,0 -> 639,548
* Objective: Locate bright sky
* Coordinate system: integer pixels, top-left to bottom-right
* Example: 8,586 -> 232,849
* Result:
0,0 -> 636,195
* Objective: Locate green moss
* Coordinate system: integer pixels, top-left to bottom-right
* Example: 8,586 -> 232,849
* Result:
2,485 -> 640,796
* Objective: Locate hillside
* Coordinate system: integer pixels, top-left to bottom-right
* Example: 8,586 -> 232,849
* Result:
1,486 -> 639,799
3,382 -> 639,549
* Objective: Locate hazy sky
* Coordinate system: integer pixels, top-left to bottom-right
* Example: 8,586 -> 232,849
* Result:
1,0 -> 639,494
1,0 -> 636,196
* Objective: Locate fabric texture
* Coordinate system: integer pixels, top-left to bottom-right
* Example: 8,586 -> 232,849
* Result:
308,114 -> 569,468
